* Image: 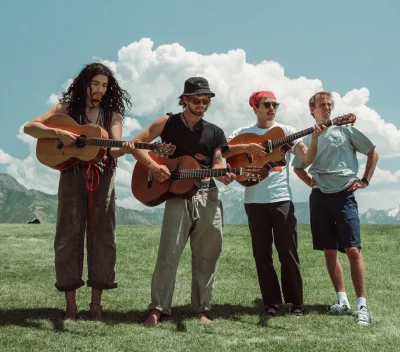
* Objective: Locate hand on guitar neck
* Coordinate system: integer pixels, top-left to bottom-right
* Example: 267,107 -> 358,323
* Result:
213,163 -> 236,186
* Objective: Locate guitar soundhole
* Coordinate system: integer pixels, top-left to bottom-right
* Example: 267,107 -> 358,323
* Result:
75,135 -> 87,148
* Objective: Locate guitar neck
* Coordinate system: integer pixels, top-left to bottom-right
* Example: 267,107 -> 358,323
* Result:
84,138 -> 156,150
173,167 -> 244,179
266,120 -> 333,149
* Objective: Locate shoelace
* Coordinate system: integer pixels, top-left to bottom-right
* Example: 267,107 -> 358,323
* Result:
356,307 -> 370,322
329,303 -> 350,313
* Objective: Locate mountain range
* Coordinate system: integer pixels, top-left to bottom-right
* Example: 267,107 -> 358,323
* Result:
0,173 -> 399,225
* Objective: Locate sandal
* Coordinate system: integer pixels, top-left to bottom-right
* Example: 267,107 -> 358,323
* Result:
290,305 -> 304,316
265,305 -> 279,317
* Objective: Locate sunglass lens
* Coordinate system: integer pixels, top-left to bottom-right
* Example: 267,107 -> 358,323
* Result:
263,102 -> 279,109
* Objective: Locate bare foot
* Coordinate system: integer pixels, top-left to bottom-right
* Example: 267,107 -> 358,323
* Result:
143,310 -> 161,327
88,303 -> 102,321
194,312 -> 212,323
64,305 -> 77,321
64,290 -> 77,321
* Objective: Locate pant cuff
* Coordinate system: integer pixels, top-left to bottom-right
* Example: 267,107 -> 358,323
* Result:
55,280 -> 85,292
191,305 -> 211,314
148,304 -> 171,316
87,280 -> 118,290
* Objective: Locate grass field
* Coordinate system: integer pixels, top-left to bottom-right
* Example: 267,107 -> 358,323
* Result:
0,223 -> 399,352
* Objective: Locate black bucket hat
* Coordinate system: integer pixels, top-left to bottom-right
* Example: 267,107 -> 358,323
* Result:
179,77 -> 215,98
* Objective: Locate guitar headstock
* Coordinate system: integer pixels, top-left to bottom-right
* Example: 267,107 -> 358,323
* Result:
331,113 -> 356,127
242,166 -> 269,181
151,142 -> 176,157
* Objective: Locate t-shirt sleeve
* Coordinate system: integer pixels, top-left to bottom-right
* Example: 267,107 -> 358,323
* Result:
215,127 -> 230,154
347,127 -> 375,155
227,127 -> 243,140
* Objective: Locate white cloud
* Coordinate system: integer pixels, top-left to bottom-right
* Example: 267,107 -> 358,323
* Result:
97,38 -> 399,161
122,117 -> 142,137
0,149 -> 13,164
47,79 -> 74,106
3,38 -> 400,213
358,163 -> 400,184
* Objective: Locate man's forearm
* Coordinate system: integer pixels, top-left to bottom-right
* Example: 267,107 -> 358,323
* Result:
362,148 -> 379,181
304,137 -> 318,165
132,149 -> 158,169
293,168 -> 313,187
222,144 -> 250,158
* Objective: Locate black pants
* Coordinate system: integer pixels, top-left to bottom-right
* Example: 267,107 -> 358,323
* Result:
245,201 -> 303,307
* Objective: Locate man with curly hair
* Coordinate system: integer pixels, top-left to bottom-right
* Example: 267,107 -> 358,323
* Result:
24,63 -> 134,320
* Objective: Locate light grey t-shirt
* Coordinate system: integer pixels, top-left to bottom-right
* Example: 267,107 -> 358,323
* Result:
229,122 -> 302,204
291,126 -> 375,193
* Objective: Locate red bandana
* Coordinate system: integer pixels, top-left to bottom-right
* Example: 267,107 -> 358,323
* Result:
249,91 -> 276,108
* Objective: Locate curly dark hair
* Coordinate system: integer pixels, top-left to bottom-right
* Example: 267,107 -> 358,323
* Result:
60,62 -> 132,130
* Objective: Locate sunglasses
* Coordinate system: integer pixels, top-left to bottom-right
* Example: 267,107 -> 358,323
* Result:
261,102 -> 280,109
186,97 -> 212,105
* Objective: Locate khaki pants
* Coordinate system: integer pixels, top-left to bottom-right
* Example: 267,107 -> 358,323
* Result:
54,169 -> 117,291
149,188 -> 223,315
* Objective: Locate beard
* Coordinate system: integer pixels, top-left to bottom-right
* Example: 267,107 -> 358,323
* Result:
188,104 -> 208,116
91,96 -> 102,103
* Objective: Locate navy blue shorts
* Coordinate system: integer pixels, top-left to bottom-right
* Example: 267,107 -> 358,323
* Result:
310,189 -> 361,252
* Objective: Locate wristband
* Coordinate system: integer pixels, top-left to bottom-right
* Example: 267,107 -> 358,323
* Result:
360,177 -> 369,186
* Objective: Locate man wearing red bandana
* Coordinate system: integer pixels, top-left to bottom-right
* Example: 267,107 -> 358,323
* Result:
224,90 -> 324,317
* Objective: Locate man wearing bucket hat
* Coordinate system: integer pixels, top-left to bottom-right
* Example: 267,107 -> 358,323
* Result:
224,90 -> 324,317
132,77 -> 236,327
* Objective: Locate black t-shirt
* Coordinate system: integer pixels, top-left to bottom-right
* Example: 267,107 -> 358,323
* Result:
160,113 -> 229,169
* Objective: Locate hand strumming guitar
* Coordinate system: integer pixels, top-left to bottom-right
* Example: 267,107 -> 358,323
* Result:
55,129 -> 80,146
149,162 -> 171,182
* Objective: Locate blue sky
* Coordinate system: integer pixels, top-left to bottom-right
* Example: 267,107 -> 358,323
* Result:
1,0 -> 399,212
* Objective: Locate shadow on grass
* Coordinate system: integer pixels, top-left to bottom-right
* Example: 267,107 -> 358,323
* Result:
0,302 -> 331,332
0,308 -> 75,333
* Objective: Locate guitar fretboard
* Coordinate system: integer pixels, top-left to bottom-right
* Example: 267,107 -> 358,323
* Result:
265,120 -> 334,150
172,168 -> 248,179
83,138 -> 157,151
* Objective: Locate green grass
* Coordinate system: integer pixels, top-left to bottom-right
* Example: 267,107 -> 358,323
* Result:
0,223 -> 399,352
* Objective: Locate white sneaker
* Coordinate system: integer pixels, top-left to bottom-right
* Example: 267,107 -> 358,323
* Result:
356,306 -> 371,326
328,302 -> 351,314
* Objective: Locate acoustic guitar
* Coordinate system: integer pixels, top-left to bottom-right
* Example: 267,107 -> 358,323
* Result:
131,153 -> 268,206
36,114 -> 176,170
227,114 -> 356,186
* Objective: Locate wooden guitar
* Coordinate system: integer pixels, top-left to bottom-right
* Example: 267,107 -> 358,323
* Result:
227,114 -> 356,186
36,114 -> 176,170
131,153 -> 268,206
